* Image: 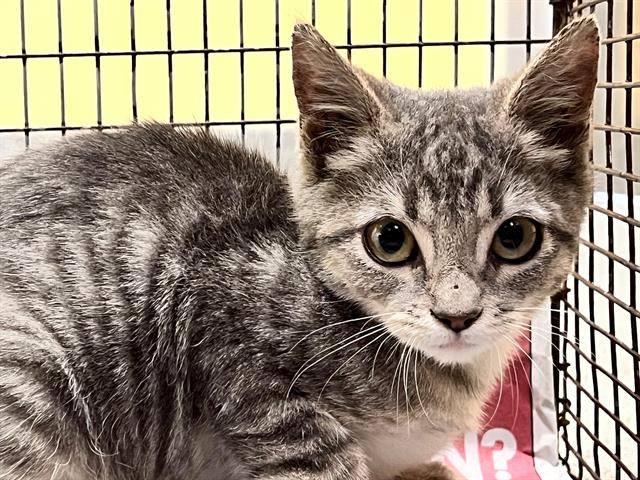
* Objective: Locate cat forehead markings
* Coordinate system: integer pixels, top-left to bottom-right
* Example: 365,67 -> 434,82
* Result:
500,182 -> 555,224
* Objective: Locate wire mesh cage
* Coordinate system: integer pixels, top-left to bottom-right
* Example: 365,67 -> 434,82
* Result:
0,0 -> 558,166
0,1 -> 637,479
550,1 -> 640,479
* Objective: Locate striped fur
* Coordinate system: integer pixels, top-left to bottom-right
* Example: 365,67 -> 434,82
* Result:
0,18 -> 598,480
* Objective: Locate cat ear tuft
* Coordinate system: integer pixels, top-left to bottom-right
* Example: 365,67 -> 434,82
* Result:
506,15 -> 600,150
291,23 -> 381,177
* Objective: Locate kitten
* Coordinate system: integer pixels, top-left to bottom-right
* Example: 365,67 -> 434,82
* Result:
0,16 -> 599,480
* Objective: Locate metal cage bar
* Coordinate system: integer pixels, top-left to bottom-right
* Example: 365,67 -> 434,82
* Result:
553,0 -> 640,478
0,1 -> 637,478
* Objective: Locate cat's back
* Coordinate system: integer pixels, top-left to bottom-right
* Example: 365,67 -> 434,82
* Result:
0,124 -> 296,478
0,123 -> 292,237
0,122 -> 296,329
0,123 -> 295,312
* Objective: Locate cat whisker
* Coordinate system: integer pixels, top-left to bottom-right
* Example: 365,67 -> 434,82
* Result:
506,332 -> 538,432
503,328 -> 573,368
288,311 -> 404,354
314,322 -> 412,406
402,341 -> 411,432
505,329 -> 562,354
509,352 -> 521,432
503,322 -> 567,344
315,327 -> 392,405
490,342 -> 517,427
289,321 -> 387,377
288,321 -> 386,389
412,346 -> 433,426
506,306 -> 566,314
403,336 -> 420,434
506,315 -> 563,328
393,342 -> 411,428
370,331 -> 395,380
503,320 -> 572,351
496,312 -> 567,335
483,346 -> 503,427
505,350 -> 515,418
286,323 -> 389,398
369,325 -> 410,381
384,334 -> 405,369
495,329 -> 546,381
504,320 -> 558,337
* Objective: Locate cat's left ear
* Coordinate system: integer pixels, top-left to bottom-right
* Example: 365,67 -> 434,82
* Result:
506,16 -> 600,150
292,23 -> 382,179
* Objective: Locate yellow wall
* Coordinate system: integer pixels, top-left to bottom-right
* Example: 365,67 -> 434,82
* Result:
0,0 -> 492,129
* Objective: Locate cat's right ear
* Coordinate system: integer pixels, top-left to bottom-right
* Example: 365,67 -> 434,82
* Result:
292,23 -> 381,180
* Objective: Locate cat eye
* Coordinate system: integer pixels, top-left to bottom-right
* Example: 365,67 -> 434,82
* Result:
491,217 -> 542,263
363,218 -> 417,266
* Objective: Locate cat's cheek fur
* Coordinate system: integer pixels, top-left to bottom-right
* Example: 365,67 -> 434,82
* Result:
316,240 -> 408,301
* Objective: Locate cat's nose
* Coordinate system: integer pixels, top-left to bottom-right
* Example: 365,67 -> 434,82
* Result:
430,308 -> 483,333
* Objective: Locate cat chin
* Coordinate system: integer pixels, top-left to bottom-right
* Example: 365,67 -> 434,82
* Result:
420,341 -> 489,365
415,335 -> 516,372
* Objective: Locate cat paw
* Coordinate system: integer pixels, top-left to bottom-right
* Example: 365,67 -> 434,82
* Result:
393,462 -> 458,480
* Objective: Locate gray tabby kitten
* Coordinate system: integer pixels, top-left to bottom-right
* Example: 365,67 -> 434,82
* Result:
0,16 -> 599,480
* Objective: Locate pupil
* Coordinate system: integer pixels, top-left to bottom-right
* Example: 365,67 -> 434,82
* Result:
378,223 -> 405,254
498,220 -> 524,250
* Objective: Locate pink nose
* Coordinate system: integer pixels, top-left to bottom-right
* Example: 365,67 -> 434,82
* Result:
430,309 -> 483,333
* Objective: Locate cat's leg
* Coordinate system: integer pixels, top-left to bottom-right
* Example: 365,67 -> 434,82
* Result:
393,462 -> 457,480
223,401 -> 369,480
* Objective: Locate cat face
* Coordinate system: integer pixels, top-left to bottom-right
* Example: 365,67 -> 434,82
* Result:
291,18 -> 599,364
